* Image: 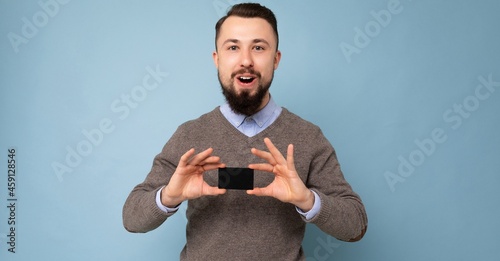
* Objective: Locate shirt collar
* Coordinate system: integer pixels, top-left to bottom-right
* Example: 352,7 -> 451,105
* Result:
220,95 -> 280,128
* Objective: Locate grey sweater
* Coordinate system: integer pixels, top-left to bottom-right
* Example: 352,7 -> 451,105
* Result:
123,107 -> 367,260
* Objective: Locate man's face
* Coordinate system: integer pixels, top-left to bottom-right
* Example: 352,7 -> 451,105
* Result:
213,16 -> 281,115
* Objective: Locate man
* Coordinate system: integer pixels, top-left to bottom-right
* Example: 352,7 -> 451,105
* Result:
123,3 -> 367,260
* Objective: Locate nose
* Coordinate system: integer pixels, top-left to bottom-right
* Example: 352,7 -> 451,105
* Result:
240,49 -> 254,68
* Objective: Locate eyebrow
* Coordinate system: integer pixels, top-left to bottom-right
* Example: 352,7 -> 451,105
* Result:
222,38 -> 271,46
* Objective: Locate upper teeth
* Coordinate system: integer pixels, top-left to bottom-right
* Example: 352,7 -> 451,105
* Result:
240,77 -> 252,80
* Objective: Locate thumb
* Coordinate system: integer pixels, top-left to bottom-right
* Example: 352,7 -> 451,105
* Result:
246,187 -> 270,197
203,184 -> 227,196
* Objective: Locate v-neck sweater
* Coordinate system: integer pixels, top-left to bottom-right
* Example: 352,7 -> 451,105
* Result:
123,107 -> 367,261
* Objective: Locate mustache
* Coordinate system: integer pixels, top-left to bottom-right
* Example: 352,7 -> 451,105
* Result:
231,68 -> 261,79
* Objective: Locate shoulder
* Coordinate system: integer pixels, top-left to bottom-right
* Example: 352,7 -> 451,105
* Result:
279,108 -> 322,134
277,108 -> 335,152
162,107 -> 223,153
177,107 -> 222,130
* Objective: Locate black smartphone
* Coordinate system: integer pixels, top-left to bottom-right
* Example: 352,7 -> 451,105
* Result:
218,167 -> 254,190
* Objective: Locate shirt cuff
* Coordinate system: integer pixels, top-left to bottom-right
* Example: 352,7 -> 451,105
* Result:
296,190 -> 321,220
155,186 -> 180,214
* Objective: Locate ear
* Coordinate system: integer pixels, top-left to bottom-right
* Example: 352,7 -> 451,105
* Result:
274,50 -> 282,70
212,51 -> 219,69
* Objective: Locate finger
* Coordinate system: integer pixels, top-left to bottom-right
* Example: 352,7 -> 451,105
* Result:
250,148 -> 277,166
178,148 -> 196,167
201,162 -> 226,171
188,148 -> 215,166
286,144 -> 296,171
202,183 -> 227,196
263,138 -> 287,165
197,155 -> 223,166
246,186 -> 271,197
248,163 -> 274,173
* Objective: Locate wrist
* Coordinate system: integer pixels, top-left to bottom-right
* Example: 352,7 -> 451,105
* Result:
160,186 -> 184,208
294,189 -> 314,212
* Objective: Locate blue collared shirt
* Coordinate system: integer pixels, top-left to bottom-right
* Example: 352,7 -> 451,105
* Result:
219,96 -> 282,137
156,96 -> 321,220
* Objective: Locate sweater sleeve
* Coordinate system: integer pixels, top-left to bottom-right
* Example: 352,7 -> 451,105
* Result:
122,129 -> 185,233
302,129 -> 368,242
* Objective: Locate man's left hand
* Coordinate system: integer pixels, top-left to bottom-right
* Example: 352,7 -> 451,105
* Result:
247,137 -> 314,211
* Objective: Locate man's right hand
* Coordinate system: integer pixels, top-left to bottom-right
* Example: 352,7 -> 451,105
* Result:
160,148 -> 226,207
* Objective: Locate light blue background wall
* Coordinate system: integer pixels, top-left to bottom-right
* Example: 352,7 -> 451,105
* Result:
1,0 -> 499,260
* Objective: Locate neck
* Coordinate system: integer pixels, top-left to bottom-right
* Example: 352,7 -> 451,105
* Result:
256,92 -> 271,113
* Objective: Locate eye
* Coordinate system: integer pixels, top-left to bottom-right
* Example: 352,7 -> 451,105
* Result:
228,45 -> 238,51
254,46 -> 265,51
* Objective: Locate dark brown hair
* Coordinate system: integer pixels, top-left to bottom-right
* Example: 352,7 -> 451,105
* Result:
215,3 -> 279,50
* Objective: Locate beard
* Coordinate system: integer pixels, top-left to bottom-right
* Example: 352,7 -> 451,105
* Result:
218,68 -> 273,116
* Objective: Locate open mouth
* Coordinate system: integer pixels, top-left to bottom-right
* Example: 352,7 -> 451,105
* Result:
238,76 -> 256,84
232,69 -> 260,87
